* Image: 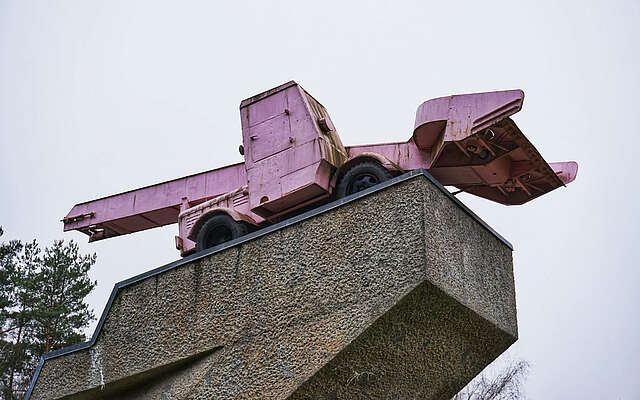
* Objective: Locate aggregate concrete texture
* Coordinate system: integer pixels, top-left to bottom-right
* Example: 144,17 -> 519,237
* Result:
28,172 -> 517,399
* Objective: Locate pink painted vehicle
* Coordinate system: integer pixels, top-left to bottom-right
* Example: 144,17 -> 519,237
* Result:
62,81 -> 578,256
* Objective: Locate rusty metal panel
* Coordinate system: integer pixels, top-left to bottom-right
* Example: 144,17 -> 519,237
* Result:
248,114 -> 292,162
246,89 -> 288,127
247,154 -> 283,211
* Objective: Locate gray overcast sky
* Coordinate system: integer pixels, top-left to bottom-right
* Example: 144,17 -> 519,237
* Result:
1,1 -> 638,398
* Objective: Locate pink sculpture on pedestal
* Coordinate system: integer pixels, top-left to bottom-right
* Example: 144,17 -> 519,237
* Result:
62,81 -> 578,256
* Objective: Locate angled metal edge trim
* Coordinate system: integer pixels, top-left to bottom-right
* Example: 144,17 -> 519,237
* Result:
24,356 -> 44,400
25,169 -> 512,399
239,80 -> 297,109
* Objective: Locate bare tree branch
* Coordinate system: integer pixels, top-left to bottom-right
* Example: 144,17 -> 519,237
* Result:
452,360 -> 530,400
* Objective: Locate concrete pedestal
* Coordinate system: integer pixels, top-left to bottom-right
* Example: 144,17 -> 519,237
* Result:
27,171 -> 517,400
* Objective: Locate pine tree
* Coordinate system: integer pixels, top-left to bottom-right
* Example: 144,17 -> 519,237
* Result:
30,240 -> 96,355
0,227 -> 31,400
0,228 -> 96,400
0,227 -> 22,330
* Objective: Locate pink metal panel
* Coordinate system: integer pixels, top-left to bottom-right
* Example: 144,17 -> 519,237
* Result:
290,88 -> 323,145
414,90 -> 524,163
241,82 -> 346,217
248,114 -> 292,162
281,161 -> 328,198
415,90 -> 524,139
246,154 -> 283,212
247,90 -> 287,127
241,85 -> 294,170
346,140 -> 430,171
300,88 -> 347,167
550,161 -> 578,185
63,163 -> 247,240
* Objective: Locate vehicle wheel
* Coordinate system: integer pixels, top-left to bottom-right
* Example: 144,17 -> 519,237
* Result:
196,214 -> 248,252
336,161 -> 392,198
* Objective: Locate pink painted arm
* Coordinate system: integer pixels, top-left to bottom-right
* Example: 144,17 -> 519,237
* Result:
63,163 -> 247,241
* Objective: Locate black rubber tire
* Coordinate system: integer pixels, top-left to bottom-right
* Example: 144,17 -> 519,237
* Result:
196,214 -> 248,252
336,161 -> 392,198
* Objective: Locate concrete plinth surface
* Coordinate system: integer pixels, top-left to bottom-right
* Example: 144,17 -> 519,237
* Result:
27,170 -> 517,400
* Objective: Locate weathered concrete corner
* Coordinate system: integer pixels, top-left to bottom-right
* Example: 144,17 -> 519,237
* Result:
28,171 -> 517,400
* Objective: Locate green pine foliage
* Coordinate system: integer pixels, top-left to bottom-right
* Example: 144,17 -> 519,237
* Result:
0,227 -> 97,400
